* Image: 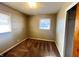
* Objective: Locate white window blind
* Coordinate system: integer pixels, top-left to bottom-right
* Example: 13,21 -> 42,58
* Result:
0,13 -> 11,33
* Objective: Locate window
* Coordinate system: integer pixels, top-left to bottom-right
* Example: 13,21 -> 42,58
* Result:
0,13 -> 11,33
39,18 -> 51,30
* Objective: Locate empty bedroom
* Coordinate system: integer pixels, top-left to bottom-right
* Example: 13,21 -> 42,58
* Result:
0,2 -> 78,57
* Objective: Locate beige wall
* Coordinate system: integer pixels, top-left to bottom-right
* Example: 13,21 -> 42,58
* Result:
28,14 -> 56,41
56,2 -> 77,57
0,4 -> 28,53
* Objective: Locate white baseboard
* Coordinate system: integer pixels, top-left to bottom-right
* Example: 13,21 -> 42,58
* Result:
29,37 -> 55,42
55,41 -> 61,57
0,38 -> 28,55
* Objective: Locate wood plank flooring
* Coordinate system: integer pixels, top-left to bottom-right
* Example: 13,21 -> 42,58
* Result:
3,39 -> 60,57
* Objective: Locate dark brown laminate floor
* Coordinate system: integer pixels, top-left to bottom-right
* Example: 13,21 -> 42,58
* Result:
3,39 -> 60,57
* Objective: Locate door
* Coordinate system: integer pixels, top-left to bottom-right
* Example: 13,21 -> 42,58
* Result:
73,3 -> 79,57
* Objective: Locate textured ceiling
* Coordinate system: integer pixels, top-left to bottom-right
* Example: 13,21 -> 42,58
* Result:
3,2 -> 66,15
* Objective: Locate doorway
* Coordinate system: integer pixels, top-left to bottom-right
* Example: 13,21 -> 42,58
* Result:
64,5 -> 76,57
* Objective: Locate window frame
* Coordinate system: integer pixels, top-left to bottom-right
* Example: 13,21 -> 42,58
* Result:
0,12 -> 11,33
39,18 -> 51,30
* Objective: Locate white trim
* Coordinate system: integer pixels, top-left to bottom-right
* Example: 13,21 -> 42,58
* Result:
65,2 -> 78,12
55,41 -> 61,57
0,38 -> 28,55
29,37 -> 55,42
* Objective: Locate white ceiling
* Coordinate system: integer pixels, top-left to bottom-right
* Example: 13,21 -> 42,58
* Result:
3,2 -> 66,15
